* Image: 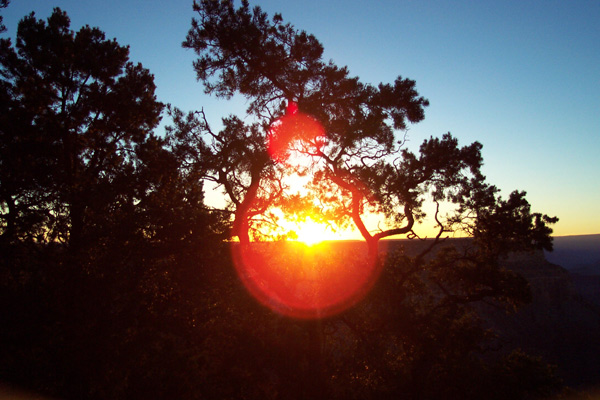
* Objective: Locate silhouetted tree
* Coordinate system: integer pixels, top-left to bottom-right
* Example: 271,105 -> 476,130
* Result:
183,0 -> 556,255
0,8 -> 228,399
0,8 -> 163,253
167,105 -> 279,245
181,1 -> 562,399
181,0 -> 429,251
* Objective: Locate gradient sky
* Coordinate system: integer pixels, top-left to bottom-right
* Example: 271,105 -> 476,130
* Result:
3,0 -> 599,237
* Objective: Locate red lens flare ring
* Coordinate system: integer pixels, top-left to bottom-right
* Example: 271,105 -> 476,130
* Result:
232,241 -> 382,319
230,102 -> 383,319
267,102 -> 326,164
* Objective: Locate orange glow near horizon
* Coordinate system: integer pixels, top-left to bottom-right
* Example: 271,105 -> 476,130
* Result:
283,216 -> 347,245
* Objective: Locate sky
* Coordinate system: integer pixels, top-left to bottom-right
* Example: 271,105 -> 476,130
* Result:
2,0 -> 599,237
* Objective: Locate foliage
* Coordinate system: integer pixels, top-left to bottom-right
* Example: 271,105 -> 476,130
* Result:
0,3 -> 575,400
181,0 -> 557,259
0,8 -> 163,251
177,1 -> 564,399
0,8 -> 227,399
0,0 -> 8,33
180,0 -> 431,246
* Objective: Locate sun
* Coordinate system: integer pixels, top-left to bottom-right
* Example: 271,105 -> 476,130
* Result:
292,216 -> 332,246
228,101 -> 384,319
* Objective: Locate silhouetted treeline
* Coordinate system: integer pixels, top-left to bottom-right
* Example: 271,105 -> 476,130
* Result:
0,5 -> 579,400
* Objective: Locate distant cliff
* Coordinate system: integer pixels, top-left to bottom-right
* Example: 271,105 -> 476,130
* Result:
545,234 -> 600,275
377,239 -> 600,388
503,250 -> 574,305
486,249 -> 600,389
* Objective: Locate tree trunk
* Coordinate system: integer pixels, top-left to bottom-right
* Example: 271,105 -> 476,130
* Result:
232,170 -> 262,245
69,199 -> 85,256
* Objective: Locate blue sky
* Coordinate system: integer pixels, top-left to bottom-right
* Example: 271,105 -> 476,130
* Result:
3,0 -> 599,236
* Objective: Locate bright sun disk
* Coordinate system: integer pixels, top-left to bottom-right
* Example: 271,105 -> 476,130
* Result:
292,217 -> 332,246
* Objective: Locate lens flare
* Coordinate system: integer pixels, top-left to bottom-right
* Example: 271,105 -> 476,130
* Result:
230,102 -> 382,319
267,101 -> 325,163
232,241 -> 381,319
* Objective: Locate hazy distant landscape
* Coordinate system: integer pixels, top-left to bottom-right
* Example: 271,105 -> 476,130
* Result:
499,236 -> 600,389
545,235 -> 600,323
377,236 -> 600,390
545,234 -> 600,275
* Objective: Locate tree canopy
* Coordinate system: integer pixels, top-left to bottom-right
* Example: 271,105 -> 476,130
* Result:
177,1 -> 563,397
181,0 -> 556,258
181,0 -> 432,248
0,1 -> 8,33
0,8 -> 164,251
0,9 -> 227,398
